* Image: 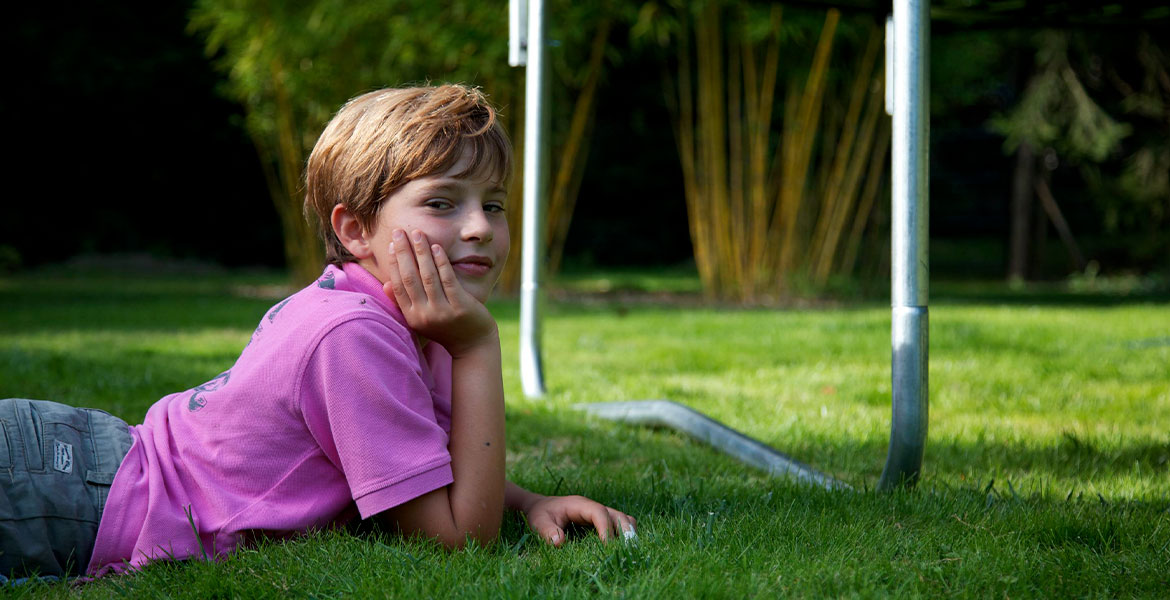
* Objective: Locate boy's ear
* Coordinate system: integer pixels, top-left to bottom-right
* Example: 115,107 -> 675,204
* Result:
331,204 -> 374,259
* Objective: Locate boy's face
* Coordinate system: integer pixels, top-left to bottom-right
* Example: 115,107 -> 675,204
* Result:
361,148 -> 509,304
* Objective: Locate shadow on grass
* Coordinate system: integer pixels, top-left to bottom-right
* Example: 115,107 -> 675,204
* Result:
778,430 -> 1170,488
933,279 -> 1170,307
507,406 -> 1170,512
1,271 -> 527,337
0,276 -> 280,334
0,344 -> 245,423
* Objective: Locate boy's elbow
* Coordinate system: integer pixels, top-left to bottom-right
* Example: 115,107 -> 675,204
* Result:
381,487 -> 501,549
472,525 -> 501,547
446,500 -> 504,549
438,525 -> 500,551
385,522 -> 498,551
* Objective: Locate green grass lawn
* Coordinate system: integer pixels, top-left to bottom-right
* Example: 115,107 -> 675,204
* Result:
2,263 -> 1168,598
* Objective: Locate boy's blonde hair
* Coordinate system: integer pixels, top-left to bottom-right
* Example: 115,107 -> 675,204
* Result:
305,84 -> 512,266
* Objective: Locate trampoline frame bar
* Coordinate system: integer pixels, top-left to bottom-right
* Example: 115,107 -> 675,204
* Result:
516,0 -> 548,398
879,0 -> 930,491
576,400 -> 851,491
512,0 -> 929,490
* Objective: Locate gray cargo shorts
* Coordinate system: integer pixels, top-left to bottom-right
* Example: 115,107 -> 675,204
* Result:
0,398 -> 132,578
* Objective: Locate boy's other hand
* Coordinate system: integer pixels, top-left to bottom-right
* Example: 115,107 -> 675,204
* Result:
384,228 -> 497,357
522,494 -> 637,546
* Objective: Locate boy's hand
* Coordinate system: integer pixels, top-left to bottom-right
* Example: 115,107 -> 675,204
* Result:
521,494 -> 637,546
384,228 -> 497,357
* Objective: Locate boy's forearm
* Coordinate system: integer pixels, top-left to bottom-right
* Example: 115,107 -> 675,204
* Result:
505,480 -> 546,513
446,331 -> 507,543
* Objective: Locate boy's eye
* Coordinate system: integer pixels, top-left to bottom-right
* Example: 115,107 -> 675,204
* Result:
425,199 -> 453,210
484,202 -> 506,214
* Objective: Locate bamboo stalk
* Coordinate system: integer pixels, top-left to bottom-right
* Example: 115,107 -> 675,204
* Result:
497,70 -> 526,294
727,14 -> 748,300
270,58 -> 322,285
748,7 -> 782,289
712,3 -> 731,297
674,13 -> 714,297
765,83 -> 801,281
810,24 -> 882,282
841,117 -> 890,276
744,7 -> 786,298
809,34 -> 875,267
546,18 -> 611,277
695,7 -> 715,293
742,35 -> 761,288
694,7 -> 712,292
814,73 -> 885,283
814,99 -> 841,227
776,9 -> 840,279
697,0 -> 731,297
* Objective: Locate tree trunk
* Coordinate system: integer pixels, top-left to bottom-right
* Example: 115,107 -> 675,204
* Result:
1007,141 -> 1035,282
1030,167 -> 1049,280
1034,171 -> 1087,272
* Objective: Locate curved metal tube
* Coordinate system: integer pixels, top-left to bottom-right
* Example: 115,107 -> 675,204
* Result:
576,400 -> 850,491
518,0 -> 548,398
879,0 -> 930,490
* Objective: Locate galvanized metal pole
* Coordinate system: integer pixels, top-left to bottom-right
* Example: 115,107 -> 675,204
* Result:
518,0 -> 548,397
576,400 -> 851,491
879,0 -> 929,490
508,0 -> 526,67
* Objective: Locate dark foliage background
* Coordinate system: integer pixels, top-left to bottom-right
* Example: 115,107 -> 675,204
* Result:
4,1 -> 1165,280
3,2 -> 278,269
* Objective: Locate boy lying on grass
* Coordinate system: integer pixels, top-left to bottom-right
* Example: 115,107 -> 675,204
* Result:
0,84 -> 635,580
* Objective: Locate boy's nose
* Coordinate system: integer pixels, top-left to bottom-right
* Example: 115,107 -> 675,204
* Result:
460,207 -> 493,243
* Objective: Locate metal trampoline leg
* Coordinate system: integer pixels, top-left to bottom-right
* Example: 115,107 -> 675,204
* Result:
516,0 -> 548,398
879,0 -> 929,490
879,307 -> 928,489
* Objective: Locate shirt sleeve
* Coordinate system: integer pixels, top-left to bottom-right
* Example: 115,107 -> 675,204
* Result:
299,317 -> 453,519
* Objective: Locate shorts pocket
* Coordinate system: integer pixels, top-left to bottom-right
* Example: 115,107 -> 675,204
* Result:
85,470 -> 117,517
85,471 -> 116,486
36,422 -> 101,523
15,401 -> 44,472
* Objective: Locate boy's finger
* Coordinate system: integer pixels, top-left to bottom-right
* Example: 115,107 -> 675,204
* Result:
384,242 -> 413,310
392,229 -> 425,304
612,510 -> 637,540
540,524 -> 566,547
429,244 -> 465,301
606,509 -> 625,539
526,512 -> 565,547
587,505 -> 616,543
410,230 -> 446,305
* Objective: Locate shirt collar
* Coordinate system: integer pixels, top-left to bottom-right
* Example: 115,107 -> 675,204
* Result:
336,262 -> 406,326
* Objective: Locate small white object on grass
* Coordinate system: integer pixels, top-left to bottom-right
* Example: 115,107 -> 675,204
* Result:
622,526 -> 637,542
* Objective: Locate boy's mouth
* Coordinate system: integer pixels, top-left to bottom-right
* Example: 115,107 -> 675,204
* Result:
451,255 -> 494,277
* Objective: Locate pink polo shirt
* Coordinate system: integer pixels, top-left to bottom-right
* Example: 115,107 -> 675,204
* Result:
88,263 -> 454,575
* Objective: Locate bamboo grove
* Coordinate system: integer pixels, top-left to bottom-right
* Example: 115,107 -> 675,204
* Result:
667,3 -> 891,302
